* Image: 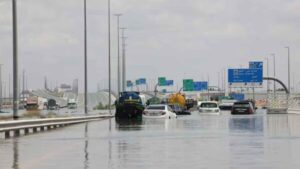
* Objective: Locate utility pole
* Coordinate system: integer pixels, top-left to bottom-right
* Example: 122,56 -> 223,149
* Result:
108,0 -> 112,115
84,0 -> 88,115
114,14 -> 122,96
120,27 -> 127,92
12,0 -> 19,119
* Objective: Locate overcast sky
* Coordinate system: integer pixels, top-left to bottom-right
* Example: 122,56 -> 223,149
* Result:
0,0 -> 300,92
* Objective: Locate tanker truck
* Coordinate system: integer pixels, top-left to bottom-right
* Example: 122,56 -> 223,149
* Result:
168,93 -> 195,110
115,92 -> 145,119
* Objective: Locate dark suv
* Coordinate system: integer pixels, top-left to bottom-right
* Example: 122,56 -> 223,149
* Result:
231,101 -> 255,115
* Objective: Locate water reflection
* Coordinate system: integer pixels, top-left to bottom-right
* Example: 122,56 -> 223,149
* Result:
115,118 -> 143,131
267,114 -> 300,137
84,123 -> 89,169
229,115 -> 264,133
12,138 -> 19,169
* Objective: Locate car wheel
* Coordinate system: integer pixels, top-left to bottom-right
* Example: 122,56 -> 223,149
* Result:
169,116 -> 171,119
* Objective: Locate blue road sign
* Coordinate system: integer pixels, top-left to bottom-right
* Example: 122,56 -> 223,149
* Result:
136,78 -> 146,85
127,80 -> 133,87
193,82 -> 208,91
228,69 -> 263,83
166,80 -> 174,86
249,61 -> 263,69
230,93 -> 245,101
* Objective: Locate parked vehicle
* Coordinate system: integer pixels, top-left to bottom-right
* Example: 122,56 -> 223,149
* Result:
26,97 -> 39,110
146,96 -> 162,106
231,101 -> 256,115
67,99 -> 77,109
198,101 -> 220,114
48,99 -> 58,110
143,104 -> 177,119
219,99 -> 237,110
115,92 -> 145,119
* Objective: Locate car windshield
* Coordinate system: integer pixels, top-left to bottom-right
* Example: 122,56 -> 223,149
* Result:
234,103 -> 250,108
147,106 -> 165,110
200,103 -> 218,108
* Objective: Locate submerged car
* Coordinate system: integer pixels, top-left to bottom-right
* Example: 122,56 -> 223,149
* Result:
198,101 -> 220,114
143,104 -> 177,119
231,101 -> 255,115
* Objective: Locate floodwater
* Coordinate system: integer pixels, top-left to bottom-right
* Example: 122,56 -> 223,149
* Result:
1,110 -> 300,169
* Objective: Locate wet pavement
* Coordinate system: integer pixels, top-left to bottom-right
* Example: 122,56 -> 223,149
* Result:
1,110 -> 300,169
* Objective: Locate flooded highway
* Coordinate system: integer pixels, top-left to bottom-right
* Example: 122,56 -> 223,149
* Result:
1,110 -> 300,169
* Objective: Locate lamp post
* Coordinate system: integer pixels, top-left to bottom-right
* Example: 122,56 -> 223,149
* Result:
120,27 -> 127,92
0,64 -> 2,112
108,0 -> 112,115
264,57 -> 270,94
271,53 -> 276,98
12,0 -> 19,119
114,14 -> 122,96
83,0 -> 88,115
285,46 -> 291,93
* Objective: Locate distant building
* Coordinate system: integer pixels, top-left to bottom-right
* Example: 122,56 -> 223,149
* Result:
58,84 -> 72,93
72,79 -> 79,94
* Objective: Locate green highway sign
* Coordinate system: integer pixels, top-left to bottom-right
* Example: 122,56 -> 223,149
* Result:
158,77 -> 167,86
183,79 -> 194,91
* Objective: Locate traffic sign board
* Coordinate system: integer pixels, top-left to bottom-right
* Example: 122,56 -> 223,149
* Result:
193,82 -> 208,91
249,61 -> 263,69
158,77 -> 167,86
228,69 -> 263,87
136,78 -> 146,85
127,80 -> 133,87
183,79 -> 194,91
166,80 -> 174,86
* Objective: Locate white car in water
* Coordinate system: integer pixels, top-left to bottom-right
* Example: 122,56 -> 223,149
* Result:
198,101 -> 220,114
143,104 -> 177,119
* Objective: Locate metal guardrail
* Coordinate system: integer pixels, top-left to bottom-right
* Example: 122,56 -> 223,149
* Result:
0,115 -> 113,139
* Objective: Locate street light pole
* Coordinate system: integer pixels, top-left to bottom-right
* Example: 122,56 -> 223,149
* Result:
120,27 -> 127,92
22,70 -> 25,101
83,0 -> 88,115
114,14 -> 122,96
271,53 -> 276,98
0,64 -> 2,112
285,46 -> 291,93
108,0 -> 112,115
12,0 -> 19,119
265,57 -> 269,94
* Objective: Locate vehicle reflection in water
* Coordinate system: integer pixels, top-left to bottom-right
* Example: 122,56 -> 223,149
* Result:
229,115 -> 264,133
228,115 -> 265,169
115,118 -> 143,131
